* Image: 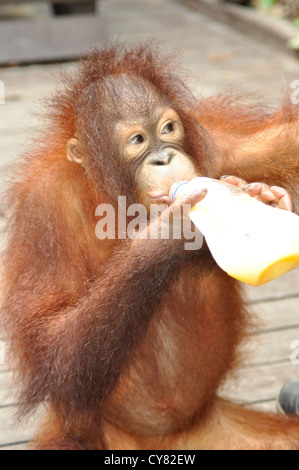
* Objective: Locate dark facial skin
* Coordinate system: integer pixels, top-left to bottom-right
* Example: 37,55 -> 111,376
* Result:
117,106 -> 197,208
67,75 -> 198,209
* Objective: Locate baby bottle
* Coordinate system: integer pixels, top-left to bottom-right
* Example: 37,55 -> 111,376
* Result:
169,177 -> 299,286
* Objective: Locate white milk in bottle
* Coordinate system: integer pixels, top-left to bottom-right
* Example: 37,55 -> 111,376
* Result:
169,177 -> 299,286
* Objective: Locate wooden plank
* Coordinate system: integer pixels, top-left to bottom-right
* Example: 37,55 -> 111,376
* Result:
241,326 -> 299,366
0,141 -> 31,170
249,400 -> 277,413
251,297 -> 299,332
0,145 -> 24,170
0,62 -> 74,99
0,186 -> 11,216
0,361 -> 43,448
0,371 -> 15,407
0,0 -> 92,4
0,405 -> 42,447
0,338 -> 8,373
244,268 -> 299,303
0,442 -> 28,450
0,114 -> 45,135
0,15 -> 106,65
220,362 -> 299,404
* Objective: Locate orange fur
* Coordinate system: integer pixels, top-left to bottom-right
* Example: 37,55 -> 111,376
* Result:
2,43 -> 299,450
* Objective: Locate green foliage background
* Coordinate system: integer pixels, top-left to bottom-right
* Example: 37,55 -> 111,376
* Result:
253,0 -> 299,25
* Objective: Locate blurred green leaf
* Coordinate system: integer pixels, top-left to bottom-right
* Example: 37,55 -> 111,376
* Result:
287,36 -> 299,50
293,18 -> 299,29
260,0 -> 276,8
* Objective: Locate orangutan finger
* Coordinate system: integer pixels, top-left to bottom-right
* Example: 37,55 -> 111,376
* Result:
271,186 -> 294,212
242,182 -> 278,205
220,175 -> 248,190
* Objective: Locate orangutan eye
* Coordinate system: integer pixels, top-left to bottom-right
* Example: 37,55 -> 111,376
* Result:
162,122 -> 175,135
129,134 -> 145,145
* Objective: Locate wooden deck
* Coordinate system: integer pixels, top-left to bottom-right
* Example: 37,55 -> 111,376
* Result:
0,0 -> 299,450
0,1 -> 105,65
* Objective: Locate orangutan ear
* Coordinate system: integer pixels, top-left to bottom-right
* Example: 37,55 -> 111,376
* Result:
67,137 -> 84,166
